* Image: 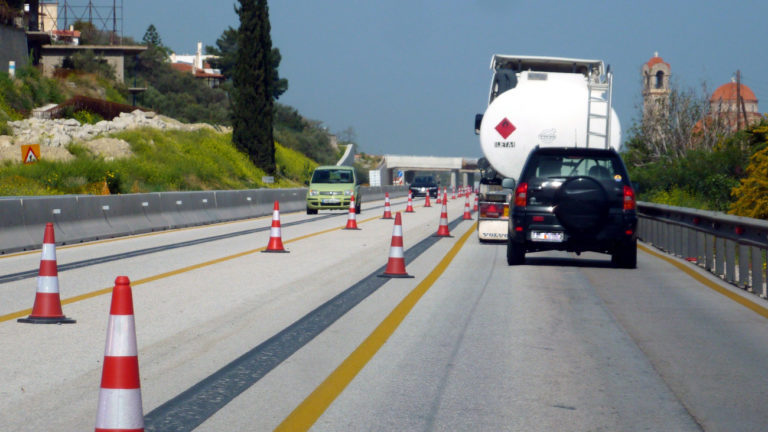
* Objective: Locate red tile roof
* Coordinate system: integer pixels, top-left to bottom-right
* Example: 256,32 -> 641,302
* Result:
711,82 -> 757,102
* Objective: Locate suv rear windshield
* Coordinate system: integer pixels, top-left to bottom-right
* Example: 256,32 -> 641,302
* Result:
311,169 -> 354,184
524,152 -> 626,183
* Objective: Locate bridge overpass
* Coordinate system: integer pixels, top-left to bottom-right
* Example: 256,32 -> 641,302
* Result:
373,154 -> 479,187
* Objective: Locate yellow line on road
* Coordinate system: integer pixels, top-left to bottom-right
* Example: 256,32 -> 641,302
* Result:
274,222 -> 477,431
638,243 -> 768,319
0,217 -> 380,323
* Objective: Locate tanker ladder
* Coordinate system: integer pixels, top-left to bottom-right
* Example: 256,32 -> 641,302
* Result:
586,66 -> 613,149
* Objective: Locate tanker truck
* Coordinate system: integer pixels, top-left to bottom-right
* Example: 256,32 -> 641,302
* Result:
473,55 -> 622,242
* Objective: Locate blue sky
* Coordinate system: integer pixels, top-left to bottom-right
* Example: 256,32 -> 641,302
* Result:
123,1 -> 767,158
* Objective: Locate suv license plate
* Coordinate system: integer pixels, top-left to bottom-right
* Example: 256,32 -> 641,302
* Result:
322,198 -> 340,204
531,231 -> 564,242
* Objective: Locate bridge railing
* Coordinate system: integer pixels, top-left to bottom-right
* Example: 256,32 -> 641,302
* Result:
637,202 -> 768,299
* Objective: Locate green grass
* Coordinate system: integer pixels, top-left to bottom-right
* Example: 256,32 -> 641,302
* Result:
0,128 -> 317,196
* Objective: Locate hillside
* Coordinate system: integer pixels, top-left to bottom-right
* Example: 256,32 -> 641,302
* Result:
0,66 -> 341,195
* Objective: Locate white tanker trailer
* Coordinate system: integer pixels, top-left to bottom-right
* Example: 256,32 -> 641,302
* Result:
473,55 -> 622,241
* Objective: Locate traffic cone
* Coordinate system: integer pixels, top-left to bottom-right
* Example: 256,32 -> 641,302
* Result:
451,187 -> 456,200
18,223 -> 75,324
344,194 -> 360,230
424,194 -> 432,208
436,190 -> 442,205
473,194 -> 479,212
462,195 -> 472,220
263,201 -> 288,253
378,213 -> 414,278
95,276 -> 144,432
382,193 -> 393,219
433,191 -> 452,237
405,193 -> 415,213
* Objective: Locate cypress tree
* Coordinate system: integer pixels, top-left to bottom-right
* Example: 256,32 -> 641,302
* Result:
232,0 -> 275,175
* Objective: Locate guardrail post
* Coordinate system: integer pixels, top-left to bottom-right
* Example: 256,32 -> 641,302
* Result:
704,233 -> 714,272
738,244 -> 750,289
695,231 -> 704,265
715,237 -> 725,277
750,246 -> 764,297
725,239 -> 736,283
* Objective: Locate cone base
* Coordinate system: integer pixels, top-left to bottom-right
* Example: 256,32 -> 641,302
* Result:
405,210 -> 415,213
432,233 -> 454,238
18,316 -> 76,324
262,249 -> 289,253
381,216 -> 393,220
378,273 -> 415,278
344,227 -> 361,230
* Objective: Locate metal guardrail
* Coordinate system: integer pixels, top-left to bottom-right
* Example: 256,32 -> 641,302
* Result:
0,186 -> 407,255
637,202 -> 768,299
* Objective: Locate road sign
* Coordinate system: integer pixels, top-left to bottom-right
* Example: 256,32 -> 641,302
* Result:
22,144 -> 40,164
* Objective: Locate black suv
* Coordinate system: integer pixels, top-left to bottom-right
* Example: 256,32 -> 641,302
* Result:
506,147 -> 638,268
409,176 -> 439,198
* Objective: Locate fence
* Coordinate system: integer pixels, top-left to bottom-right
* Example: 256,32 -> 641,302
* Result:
637,202 -> 768,299
0,186 -> 407,254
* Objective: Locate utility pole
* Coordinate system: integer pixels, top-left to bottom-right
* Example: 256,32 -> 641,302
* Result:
736,70 -> 742,130
737,70 -> 749,129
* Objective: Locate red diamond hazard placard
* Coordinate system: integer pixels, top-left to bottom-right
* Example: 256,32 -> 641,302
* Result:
495,118 -> 516,139
22,144 -> 40,164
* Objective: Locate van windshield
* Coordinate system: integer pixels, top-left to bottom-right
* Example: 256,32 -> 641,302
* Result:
311,169 -> 354,184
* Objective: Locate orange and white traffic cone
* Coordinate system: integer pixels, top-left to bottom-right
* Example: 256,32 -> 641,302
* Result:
473,194 -> 479,212
434,191 -> 452,237
95,276 -> 144,432
451,187 -> 456,200
263,201 -> 289,253
462,194 -> 472,220
405,193 -> 415,213
435,192 -> 442,205
378,213 -> 414,278
344,194 -> 360,230
382,193 -> 393,219
18,223 -> 75,324
424,194 -> 432,208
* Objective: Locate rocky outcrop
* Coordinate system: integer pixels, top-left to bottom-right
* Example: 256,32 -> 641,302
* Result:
0,110 -> 231,162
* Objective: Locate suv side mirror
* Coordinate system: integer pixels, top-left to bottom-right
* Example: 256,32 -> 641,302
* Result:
474,114 -> 483,135
501,178 -> 516,190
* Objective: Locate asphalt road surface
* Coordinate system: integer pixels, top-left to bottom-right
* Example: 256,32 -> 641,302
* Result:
1,195 -> 767,431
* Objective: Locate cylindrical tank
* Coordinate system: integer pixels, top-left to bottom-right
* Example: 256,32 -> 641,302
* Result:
479,71 -> 621,179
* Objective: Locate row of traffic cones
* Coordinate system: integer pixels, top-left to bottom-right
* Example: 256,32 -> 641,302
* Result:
16,188 -> 476,429
17,225 -> 144,429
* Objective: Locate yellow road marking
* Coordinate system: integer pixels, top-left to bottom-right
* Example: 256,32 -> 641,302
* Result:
638,243 -> 768,319
0,216 -> 381,323
274,222 -> 477,431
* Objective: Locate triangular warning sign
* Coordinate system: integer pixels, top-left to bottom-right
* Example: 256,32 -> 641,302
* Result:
24,148 -> 39,163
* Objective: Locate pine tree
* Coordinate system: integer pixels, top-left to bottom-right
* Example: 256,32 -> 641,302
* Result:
232,0 -> 275,175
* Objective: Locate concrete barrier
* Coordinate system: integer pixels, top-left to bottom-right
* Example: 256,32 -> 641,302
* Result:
0,198 -> 34,254
0,186 -> 406,254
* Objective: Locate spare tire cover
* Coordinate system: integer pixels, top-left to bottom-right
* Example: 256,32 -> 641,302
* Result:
553,177 -> 609,231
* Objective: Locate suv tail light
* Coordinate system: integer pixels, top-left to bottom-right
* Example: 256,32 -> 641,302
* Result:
623,185 -> 636,211
514,182 -> 528,207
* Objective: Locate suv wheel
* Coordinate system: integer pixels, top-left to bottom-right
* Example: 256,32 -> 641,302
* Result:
611,239 -> 637,269
306,208 -> 318,215
506,239 -> 525,265
355,203 -> 361,214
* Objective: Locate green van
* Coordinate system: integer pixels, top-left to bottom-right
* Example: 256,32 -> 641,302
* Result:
306,165 -> 361,215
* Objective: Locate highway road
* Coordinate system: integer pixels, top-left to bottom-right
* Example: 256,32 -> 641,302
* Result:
2,194 -> 768,431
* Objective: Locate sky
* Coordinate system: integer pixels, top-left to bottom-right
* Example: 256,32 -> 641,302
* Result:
120,0 -> 767,158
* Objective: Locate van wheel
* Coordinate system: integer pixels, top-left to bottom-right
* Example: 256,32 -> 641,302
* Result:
355,203 -> 361,214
